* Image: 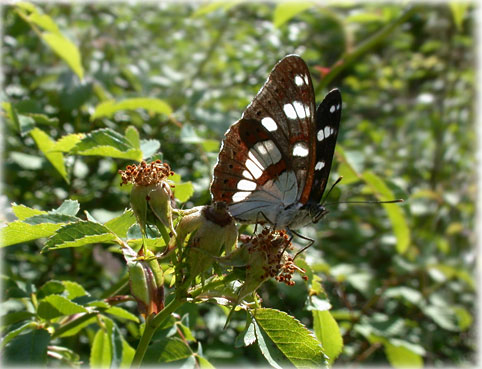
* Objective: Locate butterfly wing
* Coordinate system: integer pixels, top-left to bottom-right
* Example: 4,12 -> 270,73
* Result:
211,55 -> 317,224
308,88 -> 342,203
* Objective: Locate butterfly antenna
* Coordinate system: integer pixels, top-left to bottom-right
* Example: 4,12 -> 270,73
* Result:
321,176 -> 343,206
324,199 -> 404,206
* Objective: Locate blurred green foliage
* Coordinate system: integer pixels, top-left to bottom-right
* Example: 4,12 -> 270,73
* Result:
1,2 -> 475,368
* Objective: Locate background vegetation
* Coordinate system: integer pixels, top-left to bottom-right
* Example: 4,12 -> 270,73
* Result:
1,2 -> 476,368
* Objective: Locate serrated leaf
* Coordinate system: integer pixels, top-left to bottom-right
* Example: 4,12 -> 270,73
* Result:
235,321 -> 256,348
41,32 -> 84,79
145,337 -> 193,363
125,125 -> 141,148
105,306 -> 140,323
52,133 -> 84,152
174,182 -> 194,203
141,139 -> 161,159
0,221 -> 63,247
313,310 -> 343,364
27,113 -> 59,126
384,340 -> 424,368
3,328 -> 50,365
71,128 -> 142,160
37,295 -> 88,320
37,280 -> 65,298
0,322 -> 35,349
254,308 -> 326,368
273,1 -> 314,28
104,210 -> 136,238
362,171 -> 410,254
42,221 -> 116,252
24,213 -> 79,225
12,203 -> 46,220
91,98 -> 172,120
30,128 -> 69,183
54,199 -> 80,216
63,280 -> 89,299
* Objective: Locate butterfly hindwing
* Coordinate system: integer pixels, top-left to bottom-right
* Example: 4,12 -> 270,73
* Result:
309,88 -> 342,203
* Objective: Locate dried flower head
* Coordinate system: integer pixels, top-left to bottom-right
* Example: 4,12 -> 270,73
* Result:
119,160 -> 173,187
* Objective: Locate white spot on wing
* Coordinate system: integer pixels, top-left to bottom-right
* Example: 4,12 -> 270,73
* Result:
330,127 -> 334,135
317,129 -> 324,141
293,101 -> 308,119
315,161 -> 325,170
336,104 -> 341,110
261,117 -> 277,132
292,142 -> 309,157
245,159 -> 263,179
303,74 -> 309,85
237,179 -> 257,191
252,140 -> 281,165
283,104 -> 297,120
232,191 -> 251,202
330,105 -> 336,113
242,170 -> 253,180
295,75 -> 304,86
324,126 -> 331,137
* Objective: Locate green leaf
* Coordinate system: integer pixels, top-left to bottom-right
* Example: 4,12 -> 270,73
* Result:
121,338 -> 136,367
235,321 -> 256,348
37,295 -> 88,320
30,128 -> 69,183
62,280 -> 89,299
37,280 -> 65,298
125,125 -> 141,148
0,220 -> 63,247
12,203 -> 46,220
362,171 -> 410,254
384,340 -> 424,368
105,306 -> 140,323
453,306 -> 473,331
191,0 -> 243,17
449,2 -> 468,31
3,328 -> 50,365
104,210 -> 136,238
90,327 -> 112,368
71,128 -> 142,160
51,133 -> 84,152
273,2 -> 314,28
423,305 -> 460,332
24,213 -> 79,225
91,98 -> 172,120
42,221 -> 116,252
145,337 -> 193,363
41,32 -> 84,79
54,199 -> 80,216
0,322 -> 35,349
140,139 -> 161,159
174,182 -> 194,203
254,308 -> 326,368
1,311 -> 35,328
312,310 -> 343,364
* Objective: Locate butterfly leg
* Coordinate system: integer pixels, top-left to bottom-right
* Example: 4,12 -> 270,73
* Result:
254,211 -> 273,234
289,229 -> 315,260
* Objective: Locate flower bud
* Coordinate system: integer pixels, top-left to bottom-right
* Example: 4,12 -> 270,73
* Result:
170,202 -> 237,284
119,160 -> 176,236
122,244 -> 164,317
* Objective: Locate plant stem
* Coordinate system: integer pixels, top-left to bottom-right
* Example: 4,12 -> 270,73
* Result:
130,297 -> 185,368
317,5 -> 421,93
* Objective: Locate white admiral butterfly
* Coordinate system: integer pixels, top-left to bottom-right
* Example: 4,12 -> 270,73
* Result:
211,54 -> 342,231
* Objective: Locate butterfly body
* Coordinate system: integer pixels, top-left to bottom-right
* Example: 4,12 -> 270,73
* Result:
211,55 -> 341,231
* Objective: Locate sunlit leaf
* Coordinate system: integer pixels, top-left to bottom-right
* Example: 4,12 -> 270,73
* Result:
362,171 -> 410,254
449,2 -> 468,31
273,2 -> 314,28
37,295 -> 88,320
30,128 -> 69,183
254,308 -> 326,368
384,339 -> 424,368
41,32 -> 84,79
312,310 -> 343,364
42,221 -> 117,252
91,98 -> 172,120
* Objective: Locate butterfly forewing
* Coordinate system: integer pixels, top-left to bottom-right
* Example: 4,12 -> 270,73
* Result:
309,89 -> 342,203
211,55 -> 316,209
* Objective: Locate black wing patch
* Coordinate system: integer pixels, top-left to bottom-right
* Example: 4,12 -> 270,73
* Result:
308,88 -> 342,203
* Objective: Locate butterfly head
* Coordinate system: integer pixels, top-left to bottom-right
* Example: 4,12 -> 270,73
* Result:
304,202 -> 329,224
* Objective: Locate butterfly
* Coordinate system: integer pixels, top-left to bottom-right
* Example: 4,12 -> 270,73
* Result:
210,54 -> 342,231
